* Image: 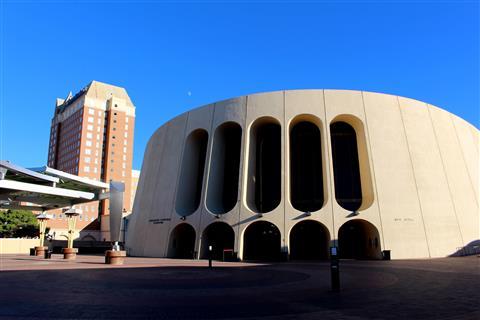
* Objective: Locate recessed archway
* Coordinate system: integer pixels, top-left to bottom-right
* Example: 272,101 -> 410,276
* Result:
200,222 -> 235,260
243,221 -> 281,261
330,121 -> 362,211
289,220 -> 330,260
175,129 -> 209,217
338,219 -> 382,260
81,235 -> 96,241
168,223 -> 196,259
246,118 -> 281,213
290,120 -> 324,212
206,122 -> 242,215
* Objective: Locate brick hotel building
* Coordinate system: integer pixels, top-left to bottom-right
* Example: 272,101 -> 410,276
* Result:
47,81 -> 136,241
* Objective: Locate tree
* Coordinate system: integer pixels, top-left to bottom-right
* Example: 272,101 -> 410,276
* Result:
0,209 -> 39,238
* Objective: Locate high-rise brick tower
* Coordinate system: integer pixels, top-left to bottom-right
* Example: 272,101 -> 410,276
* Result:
47,81 -> 136,240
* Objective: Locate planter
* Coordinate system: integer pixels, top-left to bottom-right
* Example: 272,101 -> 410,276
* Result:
62,247 -> 77,260
34,246 -> 48,257
105,250 -> 126,265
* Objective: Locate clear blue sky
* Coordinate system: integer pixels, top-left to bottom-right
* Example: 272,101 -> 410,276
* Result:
1,1 -> 478,170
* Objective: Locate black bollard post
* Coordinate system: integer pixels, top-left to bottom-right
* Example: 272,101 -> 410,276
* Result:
330,247 -> 340,292
208,245 -> 213,268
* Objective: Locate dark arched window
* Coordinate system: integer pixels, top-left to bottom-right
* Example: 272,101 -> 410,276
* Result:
175,129 -> 208,216
290,121 -> 324,212
206,122 -> 242,214
330,122 -> 362,211
246,118 -> 281,213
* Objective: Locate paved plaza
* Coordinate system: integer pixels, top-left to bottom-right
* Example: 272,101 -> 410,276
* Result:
0,254 -> 478,319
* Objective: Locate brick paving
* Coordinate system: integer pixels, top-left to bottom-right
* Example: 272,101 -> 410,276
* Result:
0,254 -> 478,319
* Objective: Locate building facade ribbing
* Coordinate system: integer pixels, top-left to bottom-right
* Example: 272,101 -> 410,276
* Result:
126,90 -> 479,260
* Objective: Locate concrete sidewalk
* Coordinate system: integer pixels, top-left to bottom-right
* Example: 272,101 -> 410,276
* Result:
0,254 -> 478,319
0,253 -> 262,271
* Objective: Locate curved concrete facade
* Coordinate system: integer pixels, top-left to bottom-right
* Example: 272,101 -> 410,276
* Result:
126,90 -> 479,260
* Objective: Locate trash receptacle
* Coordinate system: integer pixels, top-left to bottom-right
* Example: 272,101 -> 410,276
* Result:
44,250 -> 52,259
29,248 -> 35,256
382,250 -> 391,260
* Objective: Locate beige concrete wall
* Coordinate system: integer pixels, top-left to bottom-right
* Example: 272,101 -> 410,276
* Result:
398,97 -> 464,257
0,239 -> 39,254
428,106 -> 479,247
125,90 -> 479,259
126,125 -> 168,256
200,96 -> 247,255
284,90 -> 334,250
239,91 -> 286,260
324,90 -> 383,260
362,92 -> 429,259
144,121 -> 183,257
176,104 -> 215,257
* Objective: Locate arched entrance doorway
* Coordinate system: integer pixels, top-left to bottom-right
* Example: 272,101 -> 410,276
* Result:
201,222 -> 235,260
243,221 -> 281,261
168,223 -> 196,259
338,220 -> 381,260
289,220 -> 330,260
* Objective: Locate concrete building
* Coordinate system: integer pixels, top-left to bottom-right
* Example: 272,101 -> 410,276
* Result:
47,81 -> 136,240
130,169 -> 140,213
126,90 -> 479,260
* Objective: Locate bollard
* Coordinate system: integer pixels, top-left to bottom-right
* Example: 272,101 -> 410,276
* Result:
208,245 -> 213,268
330,247 -> 340,292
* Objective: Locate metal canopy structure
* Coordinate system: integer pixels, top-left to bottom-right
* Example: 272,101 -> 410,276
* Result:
30,166 -> 108,193
0,161 -> 109,211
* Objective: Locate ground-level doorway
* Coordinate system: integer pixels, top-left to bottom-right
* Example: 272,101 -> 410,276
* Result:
201,222 -> 235,260
168,223 -> 196,259
289,220 -> 330,260
243,221 -> 281,261
338,219 -> 382,259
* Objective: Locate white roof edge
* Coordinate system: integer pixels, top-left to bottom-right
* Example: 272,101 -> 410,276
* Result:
0,161 -> 59,183
29,166 -> 109,189
0,180 -> 95,200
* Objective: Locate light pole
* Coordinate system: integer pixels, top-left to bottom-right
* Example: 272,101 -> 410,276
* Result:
208,245 -> 213,268
330,246 -> 340,292
35,212 -> 51,257
63,208 -> 81,260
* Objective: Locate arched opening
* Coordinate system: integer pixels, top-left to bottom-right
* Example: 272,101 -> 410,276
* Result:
290,120 -> 324,212
338,219 -> 382,260
168,223 -> 196,259
206,122 -> 242,214
200,222 -> 235,260
81,235 -> 96,241
175,129 -> 208,216
243,221 -> 281,261
246,118 -> 281,213
330,121 -> 362,211
289,220 -> 330,260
